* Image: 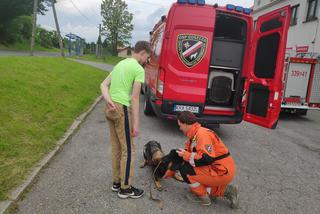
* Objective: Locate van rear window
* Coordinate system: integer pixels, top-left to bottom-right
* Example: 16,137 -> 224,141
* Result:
214,14 -> 247,41
254,33 -> 280,78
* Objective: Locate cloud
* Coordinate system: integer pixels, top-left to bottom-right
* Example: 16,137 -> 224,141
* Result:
62,23 -> 99,42
56,0 -> 102,17
133,7 -> 167,31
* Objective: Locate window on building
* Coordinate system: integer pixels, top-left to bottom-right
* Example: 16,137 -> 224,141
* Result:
306,0 -> 318,22
290,5 -> 299,25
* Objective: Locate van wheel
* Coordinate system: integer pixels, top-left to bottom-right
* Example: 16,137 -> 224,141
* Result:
144,93 -> 154,116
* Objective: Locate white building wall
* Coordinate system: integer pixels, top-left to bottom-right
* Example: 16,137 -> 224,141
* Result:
253,0 -> 320,58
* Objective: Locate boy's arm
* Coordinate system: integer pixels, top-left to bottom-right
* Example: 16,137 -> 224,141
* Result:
131,81 -> 142,137
100,74 -> 115,110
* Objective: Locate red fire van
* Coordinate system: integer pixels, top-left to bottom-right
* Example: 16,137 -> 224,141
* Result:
144,0 -> 290,129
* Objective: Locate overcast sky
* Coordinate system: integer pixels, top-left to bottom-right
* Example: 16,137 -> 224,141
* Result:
38,0 -> 254,45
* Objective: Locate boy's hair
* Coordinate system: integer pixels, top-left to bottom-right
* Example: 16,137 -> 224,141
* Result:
177,111 -> 197,125
134,41 -> 151,54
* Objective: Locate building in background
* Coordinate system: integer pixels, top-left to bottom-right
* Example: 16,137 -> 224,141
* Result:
253,0 -> 319,58
117,46 -> 132,57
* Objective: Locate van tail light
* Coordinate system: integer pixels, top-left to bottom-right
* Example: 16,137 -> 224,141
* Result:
156,68 -> 165,98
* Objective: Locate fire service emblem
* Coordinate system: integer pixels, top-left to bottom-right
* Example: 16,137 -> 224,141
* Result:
177,34 -> 207,68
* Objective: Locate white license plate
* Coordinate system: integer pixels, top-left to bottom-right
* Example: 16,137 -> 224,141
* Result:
173,105 -> 200,113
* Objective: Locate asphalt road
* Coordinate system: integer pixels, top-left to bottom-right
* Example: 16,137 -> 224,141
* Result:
13,97 -> 320,214
68,59 -> 114,72
0,50 -> 114,73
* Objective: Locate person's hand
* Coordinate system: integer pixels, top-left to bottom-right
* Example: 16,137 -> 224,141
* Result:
176,148 -> 186,157
106,99 -> 116,111
131,126 -> 139,137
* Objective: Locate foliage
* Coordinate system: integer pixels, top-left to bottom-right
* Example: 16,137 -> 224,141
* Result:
5,16 -> 33,44
101,0 -> 133,56
0,0 -> 51,42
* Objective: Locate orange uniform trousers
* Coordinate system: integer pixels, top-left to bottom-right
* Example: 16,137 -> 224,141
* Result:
185,156 -> 236,197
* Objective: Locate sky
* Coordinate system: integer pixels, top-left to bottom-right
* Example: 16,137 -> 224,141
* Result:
38,0 -> 254,45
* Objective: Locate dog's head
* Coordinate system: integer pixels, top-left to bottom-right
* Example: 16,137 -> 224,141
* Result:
144,140 -> 163,163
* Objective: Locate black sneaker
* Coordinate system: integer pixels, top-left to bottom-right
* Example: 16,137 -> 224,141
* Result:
111,182 -> 121,192
117,186 -> 144,199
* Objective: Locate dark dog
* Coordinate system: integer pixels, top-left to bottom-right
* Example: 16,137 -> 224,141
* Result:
141,141 -> 184,190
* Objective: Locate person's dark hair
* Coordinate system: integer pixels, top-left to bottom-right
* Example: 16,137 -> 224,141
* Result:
177,111 -> 197,125
134,41 -> 151,54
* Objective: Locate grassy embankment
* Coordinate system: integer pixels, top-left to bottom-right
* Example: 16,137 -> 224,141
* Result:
0,56 -> 108,200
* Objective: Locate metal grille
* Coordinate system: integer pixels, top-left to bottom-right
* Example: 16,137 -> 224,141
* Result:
310,63 -> 320,103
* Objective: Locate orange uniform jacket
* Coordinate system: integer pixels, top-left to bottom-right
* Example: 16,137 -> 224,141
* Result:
182,123 -> 235,177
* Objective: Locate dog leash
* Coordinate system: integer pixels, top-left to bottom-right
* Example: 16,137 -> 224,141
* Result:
149,161 -> 164,210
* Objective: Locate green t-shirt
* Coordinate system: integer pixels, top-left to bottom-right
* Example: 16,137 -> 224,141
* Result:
109,58 -> 145,107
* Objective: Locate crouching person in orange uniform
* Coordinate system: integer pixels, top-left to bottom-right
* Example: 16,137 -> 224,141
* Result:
164,111 -> 239,208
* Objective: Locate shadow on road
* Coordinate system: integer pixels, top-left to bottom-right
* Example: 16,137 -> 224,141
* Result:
279,112 -> 313,122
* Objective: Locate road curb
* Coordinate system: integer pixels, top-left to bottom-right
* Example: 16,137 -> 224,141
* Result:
0,96 -> 103,214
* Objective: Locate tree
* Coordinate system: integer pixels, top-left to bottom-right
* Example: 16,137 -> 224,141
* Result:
6,16 -> 32,43
101,0 -> 133,56
0,0 -> 50,42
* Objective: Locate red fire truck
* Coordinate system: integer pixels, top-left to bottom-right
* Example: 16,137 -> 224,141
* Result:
281,57 -> 320,115
144,0 -> 291,129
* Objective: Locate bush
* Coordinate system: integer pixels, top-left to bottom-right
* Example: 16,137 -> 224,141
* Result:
6,16 -> 32,44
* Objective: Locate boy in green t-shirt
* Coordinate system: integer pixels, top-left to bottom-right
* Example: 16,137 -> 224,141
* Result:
100,41 -> 151,199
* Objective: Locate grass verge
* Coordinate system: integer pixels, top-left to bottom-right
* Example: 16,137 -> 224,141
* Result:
0,56 -> 108,200
0,42 -> 60,52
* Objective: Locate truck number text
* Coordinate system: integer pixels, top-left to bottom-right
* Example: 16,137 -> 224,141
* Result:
291,70 -> 308,78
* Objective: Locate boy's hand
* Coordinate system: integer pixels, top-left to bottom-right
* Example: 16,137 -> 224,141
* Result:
131,126 -> 139,137
106,99 -> 116,111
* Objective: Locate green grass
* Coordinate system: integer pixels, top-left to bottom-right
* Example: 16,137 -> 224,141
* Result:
0,57 -> 108,200
71,54 -> 126,65
0,42 -> 60,52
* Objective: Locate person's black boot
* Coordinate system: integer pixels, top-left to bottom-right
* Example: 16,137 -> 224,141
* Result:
224,185 -> 239,209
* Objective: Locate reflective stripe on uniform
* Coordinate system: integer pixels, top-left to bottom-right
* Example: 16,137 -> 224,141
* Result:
189,182 -> 201,188
189,152 -> 196,167
206,187 -> 212,194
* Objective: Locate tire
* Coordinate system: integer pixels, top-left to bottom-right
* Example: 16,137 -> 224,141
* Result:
143,89 -> 155,116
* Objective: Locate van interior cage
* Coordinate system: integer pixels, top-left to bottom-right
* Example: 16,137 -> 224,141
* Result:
206,12 -> 247,108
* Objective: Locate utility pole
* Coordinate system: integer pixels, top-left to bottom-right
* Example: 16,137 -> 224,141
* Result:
30,0 -> 39,56
99,24 -> 102,57
52,0 -> 65,57
96,24 -> 102,57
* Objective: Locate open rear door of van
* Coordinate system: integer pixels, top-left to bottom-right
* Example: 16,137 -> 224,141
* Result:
243,6 -> 290,129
